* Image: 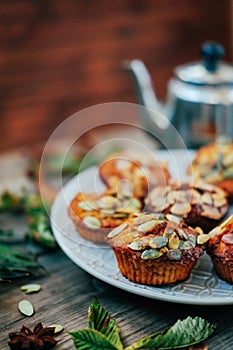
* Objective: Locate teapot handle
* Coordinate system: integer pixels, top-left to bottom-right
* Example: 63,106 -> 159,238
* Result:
201,41 -> 224,73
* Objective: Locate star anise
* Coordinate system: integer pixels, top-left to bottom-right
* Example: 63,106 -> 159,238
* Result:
8,322 -> 57,350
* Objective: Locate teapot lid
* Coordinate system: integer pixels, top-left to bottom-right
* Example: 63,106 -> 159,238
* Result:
175,42 -> 233,86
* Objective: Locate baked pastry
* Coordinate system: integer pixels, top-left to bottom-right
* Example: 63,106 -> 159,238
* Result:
145,179 -> 229,233
98,150 -> 170,199
206,215 -> 233,284
188,137 -> 233,202
68,190 -> 142,244
107,212 -> 205,285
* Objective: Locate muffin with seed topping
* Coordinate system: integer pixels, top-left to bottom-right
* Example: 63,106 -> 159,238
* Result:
98,150 -> 170,199
206,215 -> 233,284
145,179 -> 229,234
188,137 -> 233,202
107,212 -> 206,285
68,190 -> 142,244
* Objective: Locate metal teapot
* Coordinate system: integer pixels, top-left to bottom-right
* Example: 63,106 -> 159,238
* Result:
124,42 -> 233,149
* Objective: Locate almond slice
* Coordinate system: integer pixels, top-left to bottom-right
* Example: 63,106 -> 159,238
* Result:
170,201 -> 192,216
201,205 -> 221,220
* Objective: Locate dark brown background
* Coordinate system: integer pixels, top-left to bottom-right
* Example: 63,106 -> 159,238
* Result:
1,0 -> 232,151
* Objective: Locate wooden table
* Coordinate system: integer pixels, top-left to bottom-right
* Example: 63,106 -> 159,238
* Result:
1,239 -> 233,350
1,143 -> 233,350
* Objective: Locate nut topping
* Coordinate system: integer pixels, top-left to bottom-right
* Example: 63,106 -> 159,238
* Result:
149,236 -> 168,249
141,248 -> 163,260
200,193 -> 213,205
201,205 -> 222,220
168,233 -> 180,249
128,240 -> 144,250
107,223 -> 128,238
137,219 -> 160,233
83,216 -> 101,229
170,201 -> 192,216
197,234 -> 210,245
78,201 -> 93,211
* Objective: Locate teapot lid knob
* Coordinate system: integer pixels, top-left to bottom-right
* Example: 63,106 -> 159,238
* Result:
201,41 -> 225,73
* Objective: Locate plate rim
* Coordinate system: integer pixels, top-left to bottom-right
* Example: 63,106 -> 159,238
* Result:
50,149 -> 233,305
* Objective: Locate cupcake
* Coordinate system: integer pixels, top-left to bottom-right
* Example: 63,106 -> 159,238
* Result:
68,190 -> 142,244
188,136 -> 233,202
145,179 -> 229,234
107,212 -> 205,285
206,215 -> 233,284
98,150 -> 170,199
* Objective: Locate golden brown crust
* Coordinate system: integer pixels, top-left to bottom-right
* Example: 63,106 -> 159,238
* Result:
98,150 -> 170,199
107,213 -> 205,285
68,191 -> 142,244
112,247 -> 199,285
189,138 -> 233,202
145,180 -> 229,233
207,215 -> 233,284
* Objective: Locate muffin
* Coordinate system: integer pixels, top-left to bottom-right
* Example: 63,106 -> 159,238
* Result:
145,179 -> 229,233
68,190 -> 142,244
188,136 -> 233,202
98,150 -> 170,199
206,215 -> 233,284
107,212 -> 206,285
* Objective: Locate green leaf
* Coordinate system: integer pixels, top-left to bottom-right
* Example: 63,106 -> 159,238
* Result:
0,243 -> 44,280
88,297 -> 123,350
24,194 -> 57,249
0,191 -> 24,212
125,316 -> 216,349
69,329 -> 119,350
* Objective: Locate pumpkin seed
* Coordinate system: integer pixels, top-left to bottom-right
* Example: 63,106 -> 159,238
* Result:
128,240 -> 144,250
187,234 -> 197,246
49,324 -> 64,334
107,223 -> 127,238
20,283 -> 41,294
176,228 -> 188,240
113,212 -> 129,218
83,216 -> 101,229
167,249 -> 182,261
194,227 -> 204,235
163,226 -> 174,238
149,236 -> 168,249
197,234 -> 210,244
130,198 -> 142,209
137,220 -> 159,233
166,214 -> 181,224
168,233 -> 180,249
98,196 -> 117,209
18,299 -> 34,316
179,241 -> 194,250
78,201 -> 93,211
141,248 -> 162,260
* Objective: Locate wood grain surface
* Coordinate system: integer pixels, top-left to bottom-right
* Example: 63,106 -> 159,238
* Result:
1,247 -> 233,349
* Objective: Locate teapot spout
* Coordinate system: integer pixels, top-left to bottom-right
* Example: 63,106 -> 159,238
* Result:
123,60 -> 162,113
123,60 -> 181,148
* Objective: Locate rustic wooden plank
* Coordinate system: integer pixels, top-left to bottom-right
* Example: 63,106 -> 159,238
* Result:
1,248 -> 233,350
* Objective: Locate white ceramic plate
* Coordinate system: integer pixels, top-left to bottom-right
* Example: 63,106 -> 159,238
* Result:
51,149 -> 233,305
